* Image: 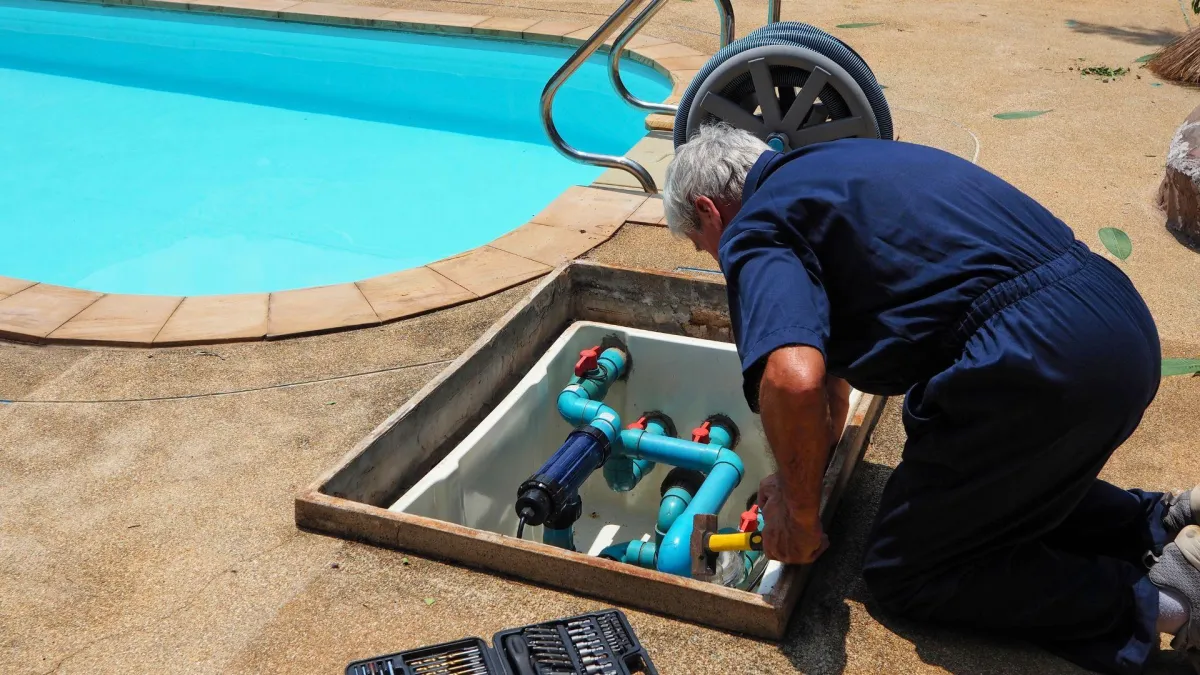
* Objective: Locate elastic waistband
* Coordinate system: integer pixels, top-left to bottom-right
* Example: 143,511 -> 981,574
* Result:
950,241 -> 1092,350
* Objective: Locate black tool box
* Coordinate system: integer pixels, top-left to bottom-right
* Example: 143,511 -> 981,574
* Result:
345,609 -> 658,675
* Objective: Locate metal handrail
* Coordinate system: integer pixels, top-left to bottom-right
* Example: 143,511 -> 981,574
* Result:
713,0 -> 735,46
541,0 -> 749,193
607,0 -> 675,115
607,0 -> 735,116
540,0 -> 658,193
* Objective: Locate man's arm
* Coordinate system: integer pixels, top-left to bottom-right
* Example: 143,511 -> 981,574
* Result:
757,345 -> 832,564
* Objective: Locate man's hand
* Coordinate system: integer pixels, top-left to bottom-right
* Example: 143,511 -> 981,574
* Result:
758,474 -> 828,564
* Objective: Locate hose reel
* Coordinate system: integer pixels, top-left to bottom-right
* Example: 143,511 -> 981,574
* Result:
673,22 -> 893,152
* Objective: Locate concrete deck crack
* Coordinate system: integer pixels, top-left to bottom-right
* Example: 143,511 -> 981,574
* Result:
39,532 -> 303,675
1,359 -> 451,405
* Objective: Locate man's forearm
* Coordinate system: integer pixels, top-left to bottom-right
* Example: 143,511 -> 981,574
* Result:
758,347 -> 831,518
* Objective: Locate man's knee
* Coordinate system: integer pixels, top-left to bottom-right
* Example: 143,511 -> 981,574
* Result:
861,562 -> 924,617
861,541 -> 948,620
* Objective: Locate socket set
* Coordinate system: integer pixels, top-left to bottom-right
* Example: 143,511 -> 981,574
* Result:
345,610 -> 657,675
346,638 -> 501,675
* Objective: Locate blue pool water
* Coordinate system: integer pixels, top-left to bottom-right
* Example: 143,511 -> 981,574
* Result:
0,0 -> 669,296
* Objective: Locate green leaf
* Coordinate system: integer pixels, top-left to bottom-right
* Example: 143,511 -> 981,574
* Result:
836,22 -> 882,28
1135,53 -> 1157,63
993,110 -> 1052,119
1163,359 -> 1200,377
1098,227 -> 1132,260
424,597 -> 436,606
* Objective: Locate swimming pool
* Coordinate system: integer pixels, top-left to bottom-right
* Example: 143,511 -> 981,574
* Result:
0,0 -> 670,296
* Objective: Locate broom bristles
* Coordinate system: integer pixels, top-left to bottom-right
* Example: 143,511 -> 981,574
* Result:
1149,28 -> 1200,85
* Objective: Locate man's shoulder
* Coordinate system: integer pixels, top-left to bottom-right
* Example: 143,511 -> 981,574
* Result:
766,138 -> 963,176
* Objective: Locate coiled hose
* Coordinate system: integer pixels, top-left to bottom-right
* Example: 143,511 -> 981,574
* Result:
673,22 -> 893,148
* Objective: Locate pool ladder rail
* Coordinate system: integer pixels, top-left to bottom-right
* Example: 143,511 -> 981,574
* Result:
540,0 -> 782,194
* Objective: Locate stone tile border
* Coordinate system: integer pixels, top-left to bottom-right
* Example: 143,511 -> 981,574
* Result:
0,1 -> 706,346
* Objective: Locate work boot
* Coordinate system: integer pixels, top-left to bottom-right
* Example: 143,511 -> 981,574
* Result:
1150,525 -> 1200,651
1165,488 -> 1200,538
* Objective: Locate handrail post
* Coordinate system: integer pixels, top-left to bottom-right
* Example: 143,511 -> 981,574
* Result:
713,0 -> 734,46
607,0 -> 676,115
540,0 -> 658,193
766,0 -> 781,24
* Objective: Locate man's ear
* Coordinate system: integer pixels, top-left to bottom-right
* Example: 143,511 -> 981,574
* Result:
694,195 -> 719,221
694,196 -> 727,233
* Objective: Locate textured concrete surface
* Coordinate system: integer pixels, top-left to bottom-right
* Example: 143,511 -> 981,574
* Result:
4,0 -> 1200,674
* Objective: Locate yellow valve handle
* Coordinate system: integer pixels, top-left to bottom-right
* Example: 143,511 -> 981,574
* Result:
706,531 -> 763,552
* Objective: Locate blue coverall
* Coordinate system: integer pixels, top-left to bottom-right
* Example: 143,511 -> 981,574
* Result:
719,140 -> 1163,674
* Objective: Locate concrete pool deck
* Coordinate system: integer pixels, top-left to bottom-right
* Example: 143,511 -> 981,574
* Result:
4,0 -> 1200,674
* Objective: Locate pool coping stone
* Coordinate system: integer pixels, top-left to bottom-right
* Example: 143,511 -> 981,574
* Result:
46,294 -> 185,346
3,1 -> 703,346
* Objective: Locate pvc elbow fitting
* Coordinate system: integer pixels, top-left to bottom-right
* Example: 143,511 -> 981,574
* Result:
603,456 -> 654,492
557,391 -> 621,441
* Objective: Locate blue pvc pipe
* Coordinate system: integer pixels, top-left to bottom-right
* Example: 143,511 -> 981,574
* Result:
599,542 -> 628,560
568,347 -> 626,399
617,430 -> 720,473
656,486 -> 694,545
599,540 -> 657,568
543,526 -> 575,550
655,448 -> 746,577
707,424 -> 734,450
557,346 -> 627,442
557,394 -> 622,442
603,419 -> 664,492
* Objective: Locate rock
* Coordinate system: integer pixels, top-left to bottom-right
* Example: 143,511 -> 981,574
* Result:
1159,104 -> 1200,249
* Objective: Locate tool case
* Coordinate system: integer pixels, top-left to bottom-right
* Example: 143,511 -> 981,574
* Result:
345,609 -> 658,675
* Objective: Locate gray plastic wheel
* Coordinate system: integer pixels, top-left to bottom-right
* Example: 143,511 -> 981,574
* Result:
673,22 -> 892,151
683,43 -> 878,152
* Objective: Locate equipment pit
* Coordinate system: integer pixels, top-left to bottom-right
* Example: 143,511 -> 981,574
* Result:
296,261 -> 884,638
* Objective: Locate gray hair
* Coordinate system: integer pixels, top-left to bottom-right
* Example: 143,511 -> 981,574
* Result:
663,124 -> 769,237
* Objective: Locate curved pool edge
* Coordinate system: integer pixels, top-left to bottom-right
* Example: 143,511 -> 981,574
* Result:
0,185 -> 665,346
0,2 -> 695,347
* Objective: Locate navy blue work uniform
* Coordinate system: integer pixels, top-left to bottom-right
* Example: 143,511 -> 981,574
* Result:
720,139 -> 1163,674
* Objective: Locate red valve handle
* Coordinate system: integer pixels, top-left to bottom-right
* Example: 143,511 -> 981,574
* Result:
626,416 -> 648,430
739,504 -> 761,532
575,346 -> 601,377
691,421 -> 711,444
